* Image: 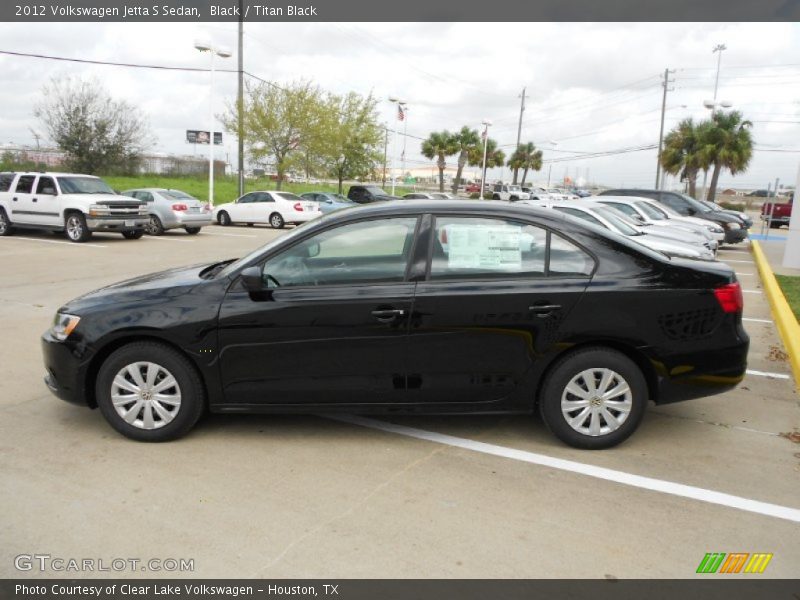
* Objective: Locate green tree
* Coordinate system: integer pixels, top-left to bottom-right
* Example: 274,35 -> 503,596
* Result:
660,118 -> 705,199
468,137 -> 505,196
320,92 -> 384,194
450,126 -> 482,194
517,142 -> 543,185
698,110 -> 754,202
507,147 -> 525,184
34,76 -> 152,175
224,80 -> 324,190
421,130 -> 459,192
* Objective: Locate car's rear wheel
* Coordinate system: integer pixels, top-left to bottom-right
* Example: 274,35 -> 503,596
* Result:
269,213 -> 285,229
185,227 -> 201,235
122,230 -> 144,239
145,215 -> 165,236
217,211 -> 231,226
0,208 -> 13,236
65,212 -> 92,243
539,347 -> 647,449
96,342 -> 205,442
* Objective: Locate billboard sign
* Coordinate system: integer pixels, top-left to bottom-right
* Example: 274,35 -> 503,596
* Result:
187,130 -> 222,145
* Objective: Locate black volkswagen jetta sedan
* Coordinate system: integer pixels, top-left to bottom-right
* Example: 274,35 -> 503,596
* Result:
42,201 -> 749,449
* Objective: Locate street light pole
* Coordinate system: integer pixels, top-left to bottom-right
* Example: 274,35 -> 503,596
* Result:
195,40 -> 231,209
480,119 -> 491,200
712,43 -> 727,102
700,44 -> 727,199
388,97 -> 406,195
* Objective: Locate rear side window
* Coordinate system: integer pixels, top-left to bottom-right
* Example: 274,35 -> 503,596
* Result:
14,175 -> 35,194
430,216 -> 594,280
0,173 -> 15,192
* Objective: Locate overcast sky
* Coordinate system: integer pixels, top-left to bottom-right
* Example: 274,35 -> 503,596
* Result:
0,21 -> 798,190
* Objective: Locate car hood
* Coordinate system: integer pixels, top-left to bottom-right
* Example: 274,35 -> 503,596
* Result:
61,263 -> 213,313
703,210 -> 739,224
75,193 -> 143,204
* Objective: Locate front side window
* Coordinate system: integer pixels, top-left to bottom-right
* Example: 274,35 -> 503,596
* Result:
36,177 -> 56,195
430,217 -> 547,280
260,217 -> 419,287
237,193 -> 255,204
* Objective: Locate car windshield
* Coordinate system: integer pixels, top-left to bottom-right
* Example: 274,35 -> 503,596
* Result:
594,206 -> 641,236
365,186 -> 388,196
276,192 -> 304,202
679,193 -> 712,213
635,201 -> 667,220
56,176 -> 116,195
163,190 -> 196,200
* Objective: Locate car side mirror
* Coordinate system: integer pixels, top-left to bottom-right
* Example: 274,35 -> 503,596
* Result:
240,266 -> 264,292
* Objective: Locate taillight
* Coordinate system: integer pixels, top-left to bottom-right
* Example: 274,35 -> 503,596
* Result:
171,203 -> 188,212
293,202 -> 304,212
714,282 -> 743,313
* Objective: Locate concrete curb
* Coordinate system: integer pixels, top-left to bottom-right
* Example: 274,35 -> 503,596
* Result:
751,240 -> 800,390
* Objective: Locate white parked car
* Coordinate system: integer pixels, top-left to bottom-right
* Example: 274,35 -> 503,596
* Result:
0,171 -> 148,242
491,184 -> 531,201
547,188 -> 579,201
214,191 -> 322,229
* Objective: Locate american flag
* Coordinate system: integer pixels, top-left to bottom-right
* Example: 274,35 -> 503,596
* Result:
397,104 -> 405,121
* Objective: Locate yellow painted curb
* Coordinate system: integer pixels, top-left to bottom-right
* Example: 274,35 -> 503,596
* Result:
751,240 -> 800,390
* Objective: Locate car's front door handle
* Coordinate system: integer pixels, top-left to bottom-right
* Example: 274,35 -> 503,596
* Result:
32,197 -> 38,202
371,309 -> 406,323
529,304 -> 562,317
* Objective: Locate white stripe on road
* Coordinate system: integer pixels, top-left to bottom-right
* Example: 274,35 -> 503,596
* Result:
742,317 -> 772,324
202,231 -> 258,238
1,237 -> 107,248
742,290 -> 762,294
722,259 -> 754,264
145,236 -> 195,243
746,369 -> 791,380
327,414 -> 800,524
735,272 -> 754,276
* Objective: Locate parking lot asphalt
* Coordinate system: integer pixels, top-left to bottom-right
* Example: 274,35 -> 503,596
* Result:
1,226 -> 799,579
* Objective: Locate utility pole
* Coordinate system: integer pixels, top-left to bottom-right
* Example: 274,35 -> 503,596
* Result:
655,68 -> 674,190
237,4 -> 245,196
701,44 -> 727,200
513,87 -> 526,184
382,125 -> 388,187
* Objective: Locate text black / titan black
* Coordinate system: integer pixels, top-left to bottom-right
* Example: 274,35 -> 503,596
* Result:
42,200 -> 749,449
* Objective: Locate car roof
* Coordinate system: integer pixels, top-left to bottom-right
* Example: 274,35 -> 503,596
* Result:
7,172 -> 98,178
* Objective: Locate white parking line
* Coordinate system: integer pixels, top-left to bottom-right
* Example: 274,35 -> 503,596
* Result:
742,317 -> 772,324
746,369 -> 791,380
1,237 -> 107,248
723,259 -> 754,264
735,272 -> 754,276
742,290 -> 762,294
327,414 -> 800,524
202,231 -> 258,238
145,236 -> 195,243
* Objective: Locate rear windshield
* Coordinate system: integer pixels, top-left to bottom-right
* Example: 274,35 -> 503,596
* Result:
275,192 -> 304,202
594,206 -> 640,236
164,190 -> 196,200
57,176 -> 115,195
635,201 -> 666,220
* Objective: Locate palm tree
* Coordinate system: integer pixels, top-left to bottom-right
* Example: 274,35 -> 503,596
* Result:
518,142 -> 543,185
698,110 -> 754,202
660,118 -> 705,198
421,130 -> 459,192
507,147 -> 525,184
468,137 -> 505,195
450,126 -> 481,194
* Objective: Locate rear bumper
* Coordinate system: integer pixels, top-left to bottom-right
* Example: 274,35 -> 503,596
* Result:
170,213 -> 213,228
289,211 -> 322,223
761,215 -> 790,224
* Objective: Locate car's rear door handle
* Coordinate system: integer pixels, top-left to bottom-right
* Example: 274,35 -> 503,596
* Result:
529,304 -> 562,317
371,309 -> 406,323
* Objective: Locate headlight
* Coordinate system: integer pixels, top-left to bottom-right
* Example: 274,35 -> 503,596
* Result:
51,313 -> 81,341
725,222 -> 741,230
88,204 -> 110,216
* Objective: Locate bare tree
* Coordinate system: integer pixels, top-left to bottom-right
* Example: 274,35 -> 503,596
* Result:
34,77 -> 153,174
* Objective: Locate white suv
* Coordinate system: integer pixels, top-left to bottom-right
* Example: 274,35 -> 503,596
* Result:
0,172 -> 148,242
491,184 -> 531,201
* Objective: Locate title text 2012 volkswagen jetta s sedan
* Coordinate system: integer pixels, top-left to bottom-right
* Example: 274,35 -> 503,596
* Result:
42,201 -> 749,449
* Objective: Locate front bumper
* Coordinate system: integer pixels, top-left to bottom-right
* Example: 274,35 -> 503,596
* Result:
86,215 -> 148,232
723,227 -> 748,244
41,330 -> 92,407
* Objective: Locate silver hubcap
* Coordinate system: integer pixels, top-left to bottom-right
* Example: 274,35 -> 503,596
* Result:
271,216 -> 281,227
561,368 -> 632,437
0,213 -> 6,233
146,217 -> 159,234
111,362 -> 181,430
66,216 -> 82,240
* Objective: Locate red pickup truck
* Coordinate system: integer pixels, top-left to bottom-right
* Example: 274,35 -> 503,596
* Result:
761,194 -> 793,228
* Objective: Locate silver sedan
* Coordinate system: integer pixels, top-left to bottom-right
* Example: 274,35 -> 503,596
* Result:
121,188 -> 213,235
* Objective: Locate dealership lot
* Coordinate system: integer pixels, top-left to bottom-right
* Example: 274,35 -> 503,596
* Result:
1,226 -> 798,578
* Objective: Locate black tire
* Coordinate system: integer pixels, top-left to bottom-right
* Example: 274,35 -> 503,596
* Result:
269,212 -> 285,229
217,211 -> 231,226
538,347 -> 647,450
185,227 -> 202,235
492,194 -> 501,200
769,221 -> 781,229
122,230 -> 144,239
64,212 -> 92,243
95,341 -> 205,442
145,214 -> 165,236
246,223 -> 254,227
0,207 -> 13,236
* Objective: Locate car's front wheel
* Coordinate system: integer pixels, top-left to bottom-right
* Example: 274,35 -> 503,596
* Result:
217,211 -> 231,226
65,212 -> 92,243
95,342 -> 205,442
122,230 -> 144,239
539,347 -> 647,449
0,208 -> 13,236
